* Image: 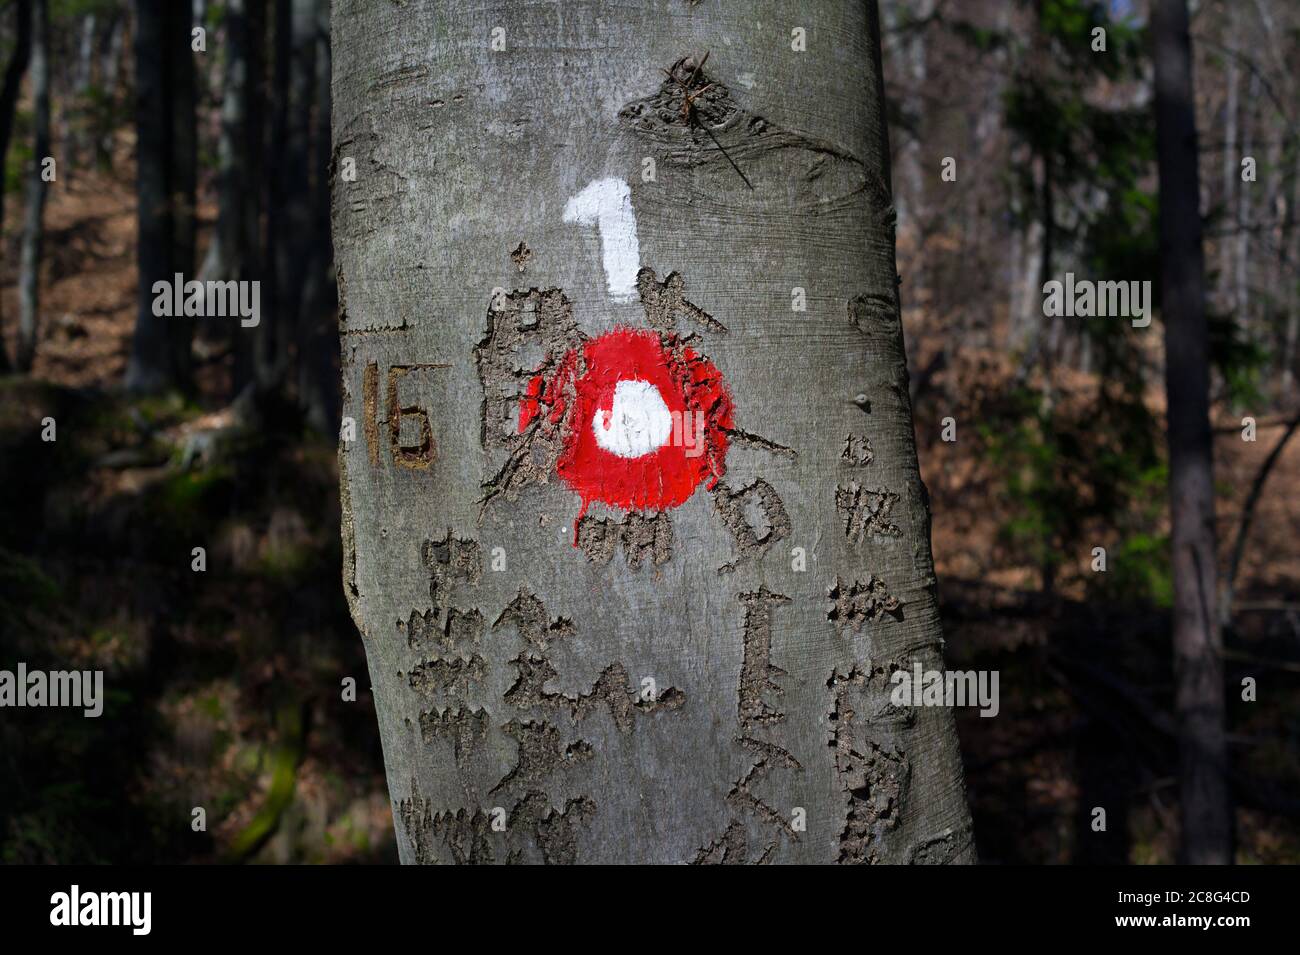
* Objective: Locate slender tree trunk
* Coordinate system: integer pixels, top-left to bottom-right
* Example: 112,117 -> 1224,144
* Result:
1013,150 -> 1053,388
196,0 -> 264,399
125,0 -> 175,393
1014,174 -> 1044,353
63,12 -> 95,173
98,13 -> 124,168
1151,0 -> 1233,865
879,0 -> 929,231
199,0 -> 253,287
1008,215 -> 1024,348
197,0 -> 261,302
1234,72 -> 1257,338
1283,147 -> 1300,396
238,0 -> 266,395
125,0 -> 197,394
0,0 -> 33,372
168,1 -> 197,383
297,0 -> 337,433
1037,153 -> 1057,374
261,0 -> 292,389
266,0 -> 318,395
16,0 -> 49,372
1219,18 -> 1238,312
286,0 -> 316,303
332,0 -> 974,864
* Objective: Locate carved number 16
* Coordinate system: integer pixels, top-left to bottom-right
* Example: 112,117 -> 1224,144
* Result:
362,361 -> 446,470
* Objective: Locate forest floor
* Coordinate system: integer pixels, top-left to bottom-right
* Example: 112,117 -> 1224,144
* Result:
1,163 -> 1297,863
1,163 -> 394,863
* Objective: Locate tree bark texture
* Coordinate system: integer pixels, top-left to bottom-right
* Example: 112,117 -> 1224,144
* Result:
1151,0 -> 1233,865
333,0 -> 974,864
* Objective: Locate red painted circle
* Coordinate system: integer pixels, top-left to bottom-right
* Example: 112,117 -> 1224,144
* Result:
518,327 -> 733,517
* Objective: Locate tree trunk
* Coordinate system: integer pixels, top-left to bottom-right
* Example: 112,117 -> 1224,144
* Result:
0,0 -> 33,372
1151,0 -> 1233,865
1233,72 -> 1257,338
196,0 -> 264,397
879,0 -> 929,231
260,0 -> 292,391
297,0 -> 337,434
97,12 -> 124,168
124,0 -> 182,394
167,1 -> 198,381
124,1 -> 197,394
1282,146 -> 1300,397
285,0 -> 317,311
16,0 -> 49,372
266,0 -> 319,395
332,0 -> 975,864
65,13 -> 96,172
1218,17 -> 1237,313
238,0 -> 267,395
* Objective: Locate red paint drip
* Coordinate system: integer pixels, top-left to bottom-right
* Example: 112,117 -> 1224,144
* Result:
518,374 -> 544,432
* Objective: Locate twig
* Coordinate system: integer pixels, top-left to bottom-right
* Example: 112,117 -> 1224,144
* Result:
1222,406 -> 1300,626
663,51 -> 753,191
700,121 -> 754,190
1191,33 -> 1296,128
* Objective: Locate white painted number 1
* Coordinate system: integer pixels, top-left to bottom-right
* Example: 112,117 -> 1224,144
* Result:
563,177 -> 641,302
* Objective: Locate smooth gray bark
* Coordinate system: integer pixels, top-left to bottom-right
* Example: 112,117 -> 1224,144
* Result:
333,0 -> 974,864
1151,0 -> 1233,865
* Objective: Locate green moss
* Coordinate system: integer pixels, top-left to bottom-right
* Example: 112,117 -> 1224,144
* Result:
224,703 -> 305,863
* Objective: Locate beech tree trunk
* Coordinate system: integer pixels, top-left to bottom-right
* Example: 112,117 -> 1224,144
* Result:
1151,0 -> 1233,865
333,0 -> 974,864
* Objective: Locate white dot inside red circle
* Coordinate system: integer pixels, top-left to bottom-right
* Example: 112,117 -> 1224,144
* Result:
591,379 -> 673,459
